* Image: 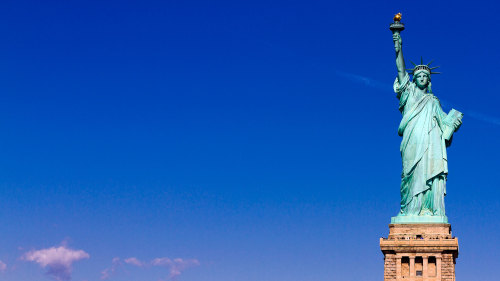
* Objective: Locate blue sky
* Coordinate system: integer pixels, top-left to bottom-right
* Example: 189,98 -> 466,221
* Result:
0,0 -> 499,280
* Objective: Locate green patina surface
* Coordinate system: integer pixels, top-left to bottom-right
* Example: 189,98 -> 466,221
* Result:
390,19 -> 463,224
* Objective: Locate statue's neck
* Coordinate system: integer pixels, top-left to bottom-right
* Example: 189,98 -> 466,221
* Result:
416,87 -> 428,95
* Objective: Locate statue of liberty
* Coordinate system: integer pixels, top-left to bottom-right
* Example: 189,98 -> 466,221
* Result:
390,14 -> 463,223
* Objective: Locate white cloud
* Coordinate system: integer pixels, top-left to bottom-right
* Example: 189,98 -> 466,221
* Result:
124,257 -> 143,267
151,258 -> 200,280
22,246 -> 89,281
102,256 -> 199,280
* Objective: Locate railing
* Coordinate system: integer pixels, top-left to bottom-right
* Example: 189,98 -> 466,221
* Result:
381,236 -> 455,241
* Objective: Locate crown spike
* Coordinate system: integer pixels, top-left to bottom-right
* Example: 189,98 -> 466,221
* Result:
421,57 -> 423,64
430,66 -> 440,70
430,72 -> 441,74
426,59 -> 435,66
410,61 -> 417,66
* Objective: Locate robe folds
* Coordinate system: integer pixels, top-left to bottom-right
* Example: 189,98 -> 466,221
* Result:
393,73 -> 452,216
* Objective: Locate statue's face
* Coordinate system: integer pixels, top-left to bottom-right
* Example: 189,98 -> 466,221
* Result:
415,73 -> 429,90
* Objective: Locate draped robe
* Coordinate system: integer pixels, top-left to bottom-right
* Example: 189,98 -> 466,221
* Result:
394,73 -> 453,216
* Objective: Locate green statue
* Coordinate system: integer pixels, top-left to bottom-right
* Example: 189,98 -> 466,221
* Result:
389,14 -> 463,224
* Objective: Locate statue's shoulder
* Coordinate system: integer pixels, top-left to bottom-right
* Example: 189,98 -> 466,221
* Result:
394,73 -> 413,94
429,93 -> 441,102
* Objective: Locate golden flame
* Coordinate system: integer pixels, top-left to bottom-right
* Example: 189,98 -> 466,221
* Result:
394,13 -> 402,22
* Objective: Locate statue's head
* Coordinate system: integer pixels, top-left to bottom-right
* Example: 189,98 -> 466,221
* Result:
413,71 -> 430,90
408,59 -> 440,93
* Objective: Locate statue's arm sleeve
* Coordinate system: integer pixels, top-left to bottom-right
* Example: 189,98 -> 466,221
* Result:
394,72 -> 411,111
393,72 -> 410,98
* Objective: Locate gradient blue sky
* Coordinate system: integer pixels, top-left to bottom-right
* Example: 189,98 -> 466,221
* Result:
0,0 -> 499,280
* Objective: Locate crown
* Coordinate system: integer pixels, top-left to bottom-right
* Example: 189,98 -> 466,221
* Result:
406,57 -> 441,75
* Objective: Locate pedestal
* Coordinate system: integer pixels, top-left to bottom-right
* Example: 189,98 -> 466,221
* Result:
380,224 -> 458,281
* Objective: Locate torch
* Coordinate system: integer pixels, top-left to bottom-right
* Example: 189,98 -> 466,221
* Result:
390,13 -> 404,49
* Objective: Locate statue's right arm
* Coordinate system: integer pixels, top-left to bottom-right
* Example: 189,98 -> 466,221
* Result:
393,33 -> 406,84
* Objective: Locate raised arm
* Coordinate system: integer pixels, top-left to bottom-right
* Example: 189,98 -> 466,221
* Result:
393,33 -> 406,84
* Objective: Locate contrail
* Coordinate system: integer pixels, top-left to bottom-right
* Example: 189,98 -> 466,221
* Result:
336,71 -> 500,127
334,70 -> 391,91
466,111 -> 500,126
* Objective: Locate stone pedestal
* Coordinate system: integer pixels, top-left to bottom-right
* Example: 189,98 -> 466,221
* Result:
380,224 -> 458,281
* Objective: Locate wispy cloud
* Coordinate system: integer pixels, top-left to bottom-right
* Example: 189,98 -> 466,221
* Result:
466,110 -> 500,126
0,260 -> 6,272
22,246 -> 89,281
100,257 -> 121,280
124,257 -> 144,267
151,257 -> 200,280
335,70 -> 391,91
102,256 -> 199,281
339,72 -> 500,127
